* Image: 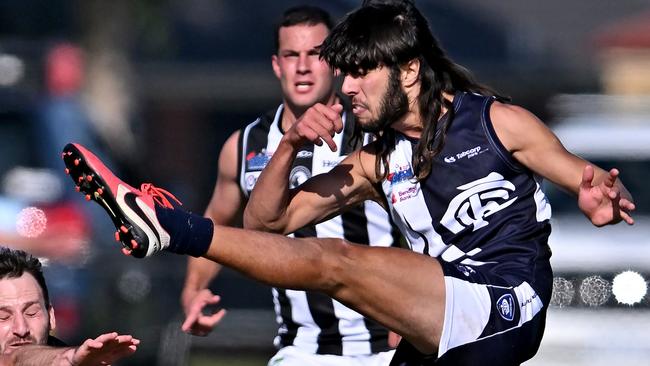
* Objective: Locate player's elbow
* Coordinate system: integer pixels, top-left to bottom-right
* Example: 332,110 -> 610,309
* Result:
243,204 -> 288,233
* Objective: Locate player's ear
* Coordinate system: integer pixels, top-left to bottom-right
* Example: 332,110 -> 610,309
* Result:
48,305 -> 56,333
401,58 -> 420,88
272,54 -> 282,80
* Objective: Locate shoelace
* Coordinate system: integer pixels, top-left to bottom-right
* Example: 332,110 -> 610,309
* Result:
140,183 -> 182,208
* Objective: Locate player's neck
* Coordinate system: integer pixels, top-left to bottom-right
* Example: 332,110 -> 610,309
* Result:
391,92 -> 455,139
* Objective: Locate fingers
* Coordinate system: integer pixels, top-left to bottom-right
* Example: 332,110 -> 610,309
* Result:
88,333 -> 137,348
181,291 -> 221,331
388,331 -> 402,348
604,168 -> 619,188
181,308 -> 227,335
620,211 -> 635,225
580,165 -> 594,191
181,312 -> 200,333
618,197 -> 636,225
94,332 -> 119,342
203,308 -> 227,328
608,186 -> 619,200
181,293 -> 226,334
293,103 -> 344,152
114,336 -> 138,345
301,120 -> 337,151
330,103 -> 344,116
619,198 -> 636,212
84,332 -> 119,349
315,103 -> 344,133
72,333 -> 140,366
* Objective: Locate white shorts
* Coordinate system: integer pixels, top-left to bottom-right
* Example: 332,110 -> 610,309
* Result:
435,262 -> 549,362
267,345 -> 395,366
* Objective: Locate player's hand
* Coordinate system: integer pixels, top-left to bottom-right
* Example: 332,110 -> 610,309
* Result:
68,332 -> 139,366
578,165 -> 635,226
181,289 -> 226,336
283,103 -> 344,152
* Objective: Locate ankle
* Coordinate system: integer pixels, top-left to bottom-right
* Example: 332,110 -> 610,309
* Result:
155,205 -> 213,257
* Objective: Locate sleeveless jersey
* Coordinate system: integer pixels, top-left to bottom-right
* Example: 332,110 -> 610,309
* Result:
237,104 -> 399,356
381,92 -> 553,293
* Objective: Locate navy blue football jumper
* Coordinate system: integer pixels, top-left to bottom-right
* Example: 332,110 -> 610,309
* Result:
383,92 -> 553,365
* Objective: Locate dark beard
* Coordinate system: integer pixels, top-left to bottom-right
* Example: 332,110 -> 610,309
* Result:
361,67 -> 409,133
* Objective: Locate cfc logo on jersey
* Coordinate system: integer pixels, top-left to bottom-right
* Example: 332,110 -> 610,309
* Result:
441,172 -> 518,233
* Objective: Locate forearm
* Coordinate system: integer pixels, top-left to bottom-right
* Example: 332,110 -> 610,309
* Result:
244,140 -> 298,232
182,256 -> 222,307
10,346 -> 74,366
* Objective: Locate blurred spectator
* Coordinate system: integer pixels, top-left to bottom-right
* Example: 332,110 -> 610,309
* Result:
36,42 -> 109,175
0,247 -> 139,365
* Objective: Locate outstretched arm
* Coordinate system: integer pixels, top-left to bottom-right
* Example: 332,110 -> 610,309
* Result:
181,131 -> 243,335
9,332 -> 138,366
490,102 -> 635,226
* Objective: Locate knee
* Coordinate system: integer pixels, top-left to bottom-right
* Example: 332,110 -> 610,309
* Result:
311,238 -> 357,292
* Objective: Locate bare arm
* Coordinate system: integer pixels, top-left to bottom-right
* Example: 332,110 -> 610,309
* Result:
9,332 -> 138,366
181,131 -> 244,335
491,102 -> 635,226
244,103 -> 382,234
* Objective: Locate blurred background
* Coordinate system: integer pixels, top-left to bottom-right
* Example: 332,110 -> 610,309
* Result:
0,0 -> 648,365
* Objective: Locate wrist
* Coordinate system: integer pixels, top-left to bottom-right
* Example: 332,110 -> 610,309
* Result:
181,287 -> 199,311
59,348 -> 76,365
280,134 -> 303,151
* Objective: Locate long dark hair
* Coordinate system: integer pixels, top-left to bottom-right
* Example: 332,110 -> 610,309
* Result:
320,0 -> 504,181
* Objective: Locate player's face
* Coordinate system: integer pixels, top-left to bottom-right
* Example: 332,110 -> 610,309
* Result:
0,273 -> 54,355
272,24 -> 335,112
342,66 -> 409,132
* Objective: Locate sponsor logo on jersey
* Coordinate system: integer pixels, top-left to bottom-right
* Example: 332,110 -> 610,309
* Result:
441,172 -> 518,233
496,293 -> 515,321
322,159 -> 340,168
456,264 -> 477,277
520,292 -> 539,309
296,150 -> 312,159
443,145 -> 488,164
244,172 -> 260,192
392,186 -> 419,204
289,166 -> 311,189
246,149 -> 272,170
387,164 -> 414,185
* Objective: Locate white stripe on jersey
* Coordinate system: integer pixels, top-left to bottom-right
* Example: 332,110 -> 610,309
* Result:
283,290 -> 320,354
333,300 -> 372,356
266,105 -> 284,154
533,180 -> 552,222
365,201 -> 395,247
244,104 -> 394,356
239,118 -> 261,196
271,288 -> 286,349
382,137 -> 448,256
